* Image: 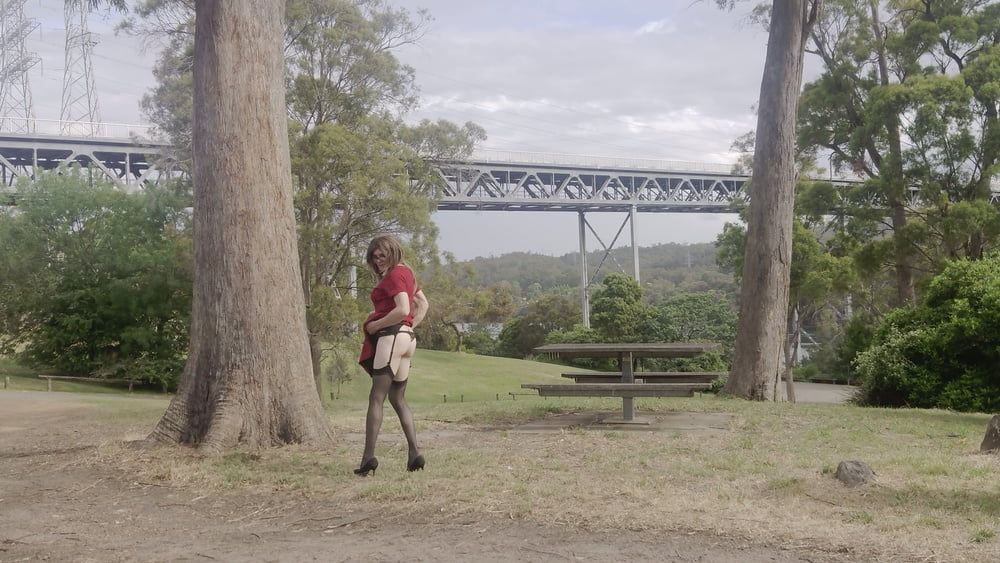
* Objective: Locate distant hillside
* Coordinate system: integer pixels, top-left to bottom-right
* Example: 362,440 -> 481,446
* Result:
461,242 -> 736,301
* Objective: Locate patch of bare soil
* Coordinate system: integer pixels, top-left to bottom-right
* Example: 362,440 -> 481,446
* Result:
0,392 -> 848,562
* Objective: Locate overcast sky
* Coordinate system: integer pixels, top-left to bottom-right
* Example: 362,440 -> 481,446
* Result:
20,1 -> 773,260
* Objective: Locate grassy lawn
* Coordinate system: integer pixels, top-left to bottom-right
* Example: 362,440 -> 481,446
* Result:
0,357 -> 159,395
6,352 -> 999,560
328,349 -> 575,404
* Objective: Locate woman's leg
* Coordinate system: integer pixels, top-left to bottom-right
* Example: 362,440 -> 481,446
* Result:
362,335 -> 398,463
361,373 -> 391,463
388,379 -> 419,460
388,336 -> 420,461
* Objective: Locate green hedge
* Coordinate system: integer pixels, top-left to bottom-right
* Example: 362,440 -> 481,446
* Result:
853,256 -> 1000,412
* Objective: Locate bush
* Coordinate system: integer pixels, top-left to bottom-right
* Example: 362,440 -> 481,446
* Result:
496,293 -> 579,358
0,172 -> 192,388
462,328 -> 499,356
831,315 -> 876,381
853,256 -> 1000,412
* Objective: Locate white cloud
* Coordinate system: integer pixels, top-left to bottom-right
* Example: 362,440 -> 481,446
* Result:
11,0 -> 772,259
635,19 -> 677,36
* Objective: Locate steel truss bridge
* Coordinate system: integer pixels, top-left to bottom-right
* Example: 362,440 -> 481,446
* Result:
0,131 -> 753,324
0,131 -> 175,189
0,132 -> 752,211
434,152 -> 748,213
3,128 -> 998,326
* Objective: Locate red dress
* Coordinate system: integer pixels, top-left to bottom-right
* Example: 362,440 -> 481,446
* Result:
358,265 -> 416,374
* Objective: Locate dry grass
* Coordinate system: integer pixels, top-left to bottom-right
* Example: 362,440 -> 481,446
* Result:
87,394 -> 1000,562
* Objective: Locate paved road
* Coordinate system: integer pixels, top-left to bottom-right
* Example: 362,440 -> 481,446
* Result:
789,381 -> 858,404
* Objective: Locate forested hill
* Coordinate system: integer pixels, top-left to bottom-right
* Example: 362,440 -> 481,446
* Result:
461,242 -> 736,300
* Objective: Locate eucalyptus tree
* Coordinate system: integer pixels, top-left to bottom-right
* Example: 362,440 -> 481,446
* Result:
144,1 -> 333,448
127,0 -> 486,389
895,0 -> 1000,261
798,0 -> 1000,303
718,0 -> 823,400
283,1 -> 485,383
798,0 -> 916,303
717,217 -> 855,399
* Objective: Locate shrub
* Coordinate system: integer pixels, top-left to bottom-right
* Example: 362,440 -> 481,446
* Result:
462,328 -> 499,356
0,172 -> 192,388
853,256 -> 1000,412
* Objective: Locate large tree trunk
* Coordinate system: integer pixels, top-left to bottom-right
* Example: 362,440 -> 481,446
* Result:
309,332 -> 324,395
148,1 -> 332,449
450,323 -> 463,353
869,0 -> 914,304
725,0 -> 817,400
970,97 -> 999,259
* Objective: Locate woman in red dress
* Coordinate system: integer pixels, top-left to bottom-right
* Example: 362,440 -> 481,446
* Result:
355,235 -> 429,476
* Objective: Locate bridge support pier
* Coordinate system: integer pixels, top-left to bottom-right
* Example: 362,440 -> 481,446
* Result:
577,208 -> 642,329
630,204 -> 640,284
578,211 -> 590,327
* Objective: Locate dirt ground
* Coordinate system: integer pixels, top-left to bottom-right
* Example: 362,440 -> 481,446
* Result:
0,392 -> 852,562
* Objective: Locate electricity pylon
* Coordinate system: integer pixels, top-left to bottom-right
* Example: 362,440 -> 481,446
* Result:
60,0 -> 101,136
0,0 -> 39,134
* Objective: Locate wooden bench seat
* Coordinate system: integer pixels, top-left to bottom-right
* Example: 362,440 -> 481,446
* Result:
521,382 -> 711,398
561,371 -> 724,384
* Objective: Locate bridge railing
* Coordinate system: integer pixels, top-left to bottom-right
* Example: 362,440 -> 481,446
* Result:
471,148 -> 741,175
0,118 -> 154,140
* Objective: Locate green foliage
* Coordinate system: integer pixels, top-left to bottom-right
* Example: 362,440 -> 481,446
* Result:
589,273 -> 647,342
497,293 -> 580,358
543,323 -> 607,370
418,257 -> 515,352
463,243 -> 736,299
128,0 -> 487,378
291,118 -> 439,343
854,255 -> 1000,412
286,4 -> 485,368
646,291 -> 737,349
798,0 -> 1000,304
0,172 -> 192,387
461,327 -> 500,356
831,314 -> 876,381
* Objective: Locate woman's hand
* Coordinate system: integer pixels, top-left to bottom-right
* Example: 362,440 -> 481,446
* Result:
367,293 -> 411,335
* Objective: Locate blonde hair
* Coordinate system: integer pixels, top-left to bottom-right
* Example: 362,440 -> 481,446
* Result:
365,234 -> 404,278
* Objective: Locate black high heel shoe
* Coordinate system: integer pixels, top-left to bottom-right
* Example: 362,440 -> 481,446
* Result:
353,457 -> 378,476
406,454 -> 425,472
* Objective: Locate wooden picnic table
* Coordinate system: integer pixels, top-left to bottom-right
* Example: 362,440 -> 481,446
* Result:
529,342 -> 720,422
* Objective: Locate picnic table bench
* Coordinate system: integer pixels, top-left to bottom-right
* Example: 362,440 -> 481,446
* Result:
38,374 -> 135,392
523,342 -> 720,422
561,371 -> 724,384
523,382 -> 712,397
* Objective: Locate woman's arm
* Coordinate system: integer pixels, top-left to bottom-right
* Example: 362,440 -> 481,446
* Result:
411,289 -> 429,328
365,292 -> 411,334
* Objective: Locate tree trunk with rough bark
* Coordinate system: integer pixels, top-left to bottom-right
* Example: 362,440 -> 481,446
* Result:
782,304 -> 799,403
869,0 -> 914,304
148,1 -> 332,450
450,323 -> 464,353
309,332 -> 324,395
725,0 -> 818,400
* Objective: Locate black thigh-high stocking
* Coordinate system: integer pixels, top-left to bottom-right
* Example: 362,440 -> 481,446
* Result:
388,380 -> 420,460
362,373 -> 393,463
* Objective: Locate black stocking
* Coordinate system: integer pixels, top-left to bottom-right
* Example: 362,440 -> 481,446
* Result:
388,380 -> 420,460
361,373 -> 392,463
